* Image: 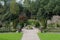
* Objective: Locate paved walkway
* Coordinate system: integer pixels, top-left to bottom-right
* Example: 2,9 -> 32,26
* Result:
21,28 -> 40,40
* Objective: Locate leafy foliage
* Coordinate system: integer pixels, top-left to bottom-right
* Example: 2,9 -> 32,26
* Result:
0,0 -> 60,32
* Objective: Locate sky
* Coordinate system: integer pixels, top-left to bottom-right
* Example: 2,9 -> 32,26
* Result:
0,0 -> 36,6
16,0 -> 20,3
0,0 -> 24,5
0,1 -> 4,5
16,0 -> 24,4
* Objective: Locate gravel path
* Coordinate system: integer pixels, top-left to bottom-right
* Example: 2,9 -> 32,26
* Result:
21,28 -> 40,40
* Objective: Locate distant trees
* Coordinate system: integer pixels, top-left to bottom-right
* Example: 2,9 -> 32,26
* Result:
0,0 -> 60,32
10,0 -> 19,15
23,0 -> 60,32
0,0 -> 20,32
24,0 -> 38,18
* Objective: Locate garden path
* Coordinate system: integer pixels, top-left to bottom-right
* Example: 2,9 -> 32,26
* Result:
21,28 -> 40,40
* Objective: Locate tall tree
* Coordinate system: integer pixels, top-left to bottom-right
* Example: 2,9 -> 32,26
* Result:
24,0 -> 38,18
10,0 -> 19,15
10,0 -> 20,30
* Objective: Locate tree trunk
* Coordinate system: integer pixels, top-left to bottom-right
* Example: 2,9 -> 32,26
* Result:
0,21 -> 2,28
40,18 -> 47,33
43,19 -> 47,29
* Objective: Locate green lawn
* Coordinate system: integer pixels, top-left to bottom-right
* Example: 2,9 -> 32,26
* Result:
38,32 -> 60,40
0,33 -> 23,40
